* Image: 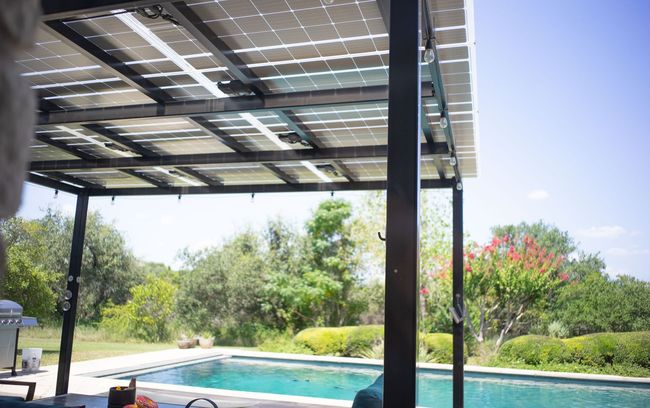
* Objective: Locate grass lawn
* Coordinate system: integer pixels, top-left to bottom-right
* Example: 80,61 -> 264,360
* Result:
17,336 -> 176,367
16,326 -> 258,367
16,326 -> 176,367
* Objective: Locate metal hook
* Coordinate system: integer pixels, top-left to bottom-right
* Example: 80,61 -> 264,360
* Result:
378,232 -> 386,241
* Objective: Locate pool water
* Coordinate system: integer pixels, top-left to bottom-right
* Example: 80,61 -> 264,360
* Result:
123,357 -> 650,407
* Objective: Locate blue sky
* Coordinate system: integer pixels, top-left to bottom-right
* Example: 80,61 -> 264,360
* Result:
17,0 -> 650,280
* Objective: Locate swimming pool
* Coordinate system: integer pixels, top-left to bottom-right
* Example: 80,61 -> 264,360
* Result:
120,357 -> 650,407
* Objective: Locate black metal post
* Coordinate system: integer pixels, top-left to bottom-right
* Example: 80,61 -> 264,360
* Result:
55,192 -> 89,396
452,181 -> 464,408
383,0 -> 422,406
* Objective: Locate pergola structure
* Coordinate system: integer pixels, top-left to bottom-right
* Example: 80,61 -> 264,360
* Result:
24,1 -> 478,407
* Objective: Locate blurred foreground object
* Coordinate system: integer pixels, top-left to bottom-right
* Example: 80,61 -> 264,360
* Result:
0,0 -> 40,284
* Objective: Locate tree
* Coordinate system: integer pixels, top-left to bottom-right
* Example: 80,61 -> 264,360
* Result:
101,275 -> 177,342
2,245 -> 57,319
460,234 -> 565,346
491,221 -> 576,259
551,272 -> 650,335
305,199 -> 364,326
176,231 -> 268,343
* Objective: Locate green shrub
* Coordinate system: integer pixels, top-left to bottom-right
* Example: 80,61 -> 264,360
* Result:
258,332 -> 314,355
563,333 -> 618,366
498,335 -> 568,365
615,332 -> 650,367
498,332 -> 650,369
421,333 -> 467,363
294,327 -> 352,355
294,325 -> 383,356
344,325 -> 383,357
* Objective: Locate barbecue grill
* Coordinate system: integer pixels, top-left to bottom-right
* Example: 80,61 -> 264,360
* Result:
0,300 -> 38,375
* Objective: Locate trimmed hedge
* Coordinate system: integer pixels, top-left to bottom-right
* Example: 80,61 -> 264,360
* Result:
421,333 -> 468,363
498,332 -> 650,368
498,335 -> 568,365
294,325 -> 383,356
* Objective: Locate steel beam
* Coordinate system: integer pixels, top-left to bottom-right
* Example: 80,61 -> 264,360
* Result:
55,192 -> 89,395
82,124 -> 159,157
42,20 -> 173,104
262,163 -> 298,184
120,169 -> 171,188
34,134 -> 97,161
38,85 -> 435,126
48,171 -> 105,189
421,0 -> 462,182
383,0 -> 421,407
83,179 -> 452,196
175,167 -> 222,187
30,142 -> 448,172
42,0 -> 160,20
186,116 -> 251,153
452,181 -> 464,408
163,1 -> 267,93
27,173 -> 81,195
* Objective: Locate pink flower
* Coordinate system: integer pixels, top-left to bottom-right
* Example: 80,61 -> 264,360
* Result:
420,287 -> 430,296
468,252 -> 476,260
559,273 -> 569,282
465,264 -> 473,273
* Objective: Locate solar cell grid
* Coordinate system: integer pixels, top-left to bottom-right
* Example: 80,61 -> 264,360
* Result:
24,0 -> 478,191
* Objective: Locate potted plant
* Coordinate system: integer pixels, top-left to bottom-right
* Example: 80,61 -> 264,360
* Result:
177,333 -> 195,349
199,332 -> 214,348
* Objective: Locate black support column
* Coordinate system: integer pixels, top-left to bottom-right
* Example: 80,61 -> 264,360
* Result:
56,192 -> 89,395
452,181 -> 464,408
383,0 -> 422,407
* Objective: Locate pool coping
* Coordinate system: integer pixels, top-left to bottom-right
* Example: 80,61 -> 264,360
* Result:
212,348 -> 650,386
83,347 -> 650,386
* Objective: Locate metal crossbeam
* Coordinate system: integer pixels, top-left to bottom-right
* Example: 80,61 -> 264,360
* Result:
30,142 -> 448,172
43,20 -> 174,104
82,124 -> 159,157
163,1 -> 267,93
120,169 -> 171,188
48,171 -> 105,189
74,178 -> 453,197
262,163 -> 297,184
175,167 -> 222,187
27,173 -> 81,195
42,0 -> 160,20
38,85 -> 435,126
187,116 -> 251,153
421,0 -> 461,182
34,134 -> 97,161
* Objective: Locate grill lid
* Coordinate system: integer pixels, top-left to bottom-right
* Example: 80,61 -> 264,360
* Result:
0,300 -> 23,318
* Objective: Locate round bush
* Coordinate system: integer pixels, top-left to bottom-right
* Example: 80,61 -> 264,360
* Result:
614,332 -> 650,368
563,332 -> 650,368
295,326 -> 384,355
344,325 -> 384,357
498,335 -> 568,365
421,333 -> 467,363
563,333 -> 618,366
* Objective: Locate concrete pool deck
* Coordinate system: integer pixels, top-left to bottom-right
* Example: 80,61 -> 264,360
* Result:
1,347 -> 649,407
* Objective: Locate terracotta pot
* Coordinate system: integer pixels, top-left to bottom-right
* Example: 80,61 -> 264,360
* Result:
199,337 -> 214,348
177,339 -> 194,349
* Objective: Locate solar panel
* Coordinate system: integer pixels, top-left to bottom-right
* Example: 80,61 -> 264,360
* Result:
24,0 -> 479,193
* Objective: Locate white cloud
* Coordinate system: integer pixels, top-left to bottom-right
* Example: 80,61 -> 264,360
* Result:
527,189 -> 549,200
605,266 -> 628,278
577,225 -> 628,238
159,215 -> 175,226
606,247 -> 650,256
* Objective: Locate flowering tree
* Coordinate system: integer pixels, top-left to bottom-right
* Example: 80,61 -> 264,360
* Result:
463,234 -> 566,346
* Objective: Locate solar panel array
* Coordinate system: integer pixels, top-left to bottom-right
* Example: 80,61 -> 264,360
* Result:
24,0 -> 478,191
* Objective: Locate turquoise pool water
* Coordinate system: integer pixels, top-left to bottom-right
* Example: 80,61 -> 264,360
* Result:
122,357 -> 650,407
